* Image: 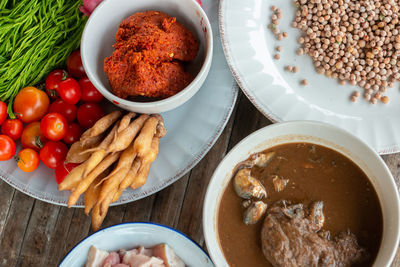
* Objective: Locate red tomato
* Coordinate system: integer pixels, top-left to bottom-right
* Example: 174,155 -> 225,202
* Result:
77,103 -> 105,129
40,113 -> 68,141
16,148 -> 40,172
0,101 -> 7,125
63,123 -> 82,144
14,87 -> 50,123
67,51 -> 85,79
58,78 -> 81,105
21,122 -> 47,151
79,77 -> 103,103
0,135 -> 16,161
49,99 -> 77,123
1,119 -> 23,140
45,69 -> 67,99
55,162 -> 79,184
39,141 -> 68,169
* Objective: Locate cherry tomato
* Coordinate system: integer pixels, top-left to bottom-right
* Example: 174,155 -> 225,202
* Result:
14,87 -> 50,123
77,103 -> 105,129
0,101 -> 7,125
55,162 -> 79,184
58,78 -> 81,105
1,119 -> 23,140
21,122 -> 47,152
0,135 -> 16,161
40,113 -> 68,141
45,69 -> 67,99
63,123 -> 82,144
49,99 -> 77,123
16,148 -> 40,172
79,77 -> 103,103
67,51 -> 85,79
39,141 -> 68,169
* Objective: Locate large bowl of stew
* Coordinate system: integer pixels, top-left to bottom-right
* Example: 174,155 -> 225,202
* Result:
203,121 -> 400,267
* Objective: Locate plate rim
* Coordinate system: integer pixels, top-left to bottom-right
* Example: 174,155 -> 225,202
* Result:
0,0 -> 239,207
218,0 -> 400,155
59,221 -> 213,266
0,82 -> 238,207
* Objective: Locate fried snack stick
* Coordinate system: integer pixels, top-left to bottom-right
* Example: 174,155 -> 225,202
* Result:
92,188 -> 117,231
152,114 -> 167,138
98,142 -> 138,210
80,110 -> 122,140
67,151 -> 122,207
82,123 -> 119,177
58,162 -> 87,191
133,116 -> 158,157
118,112 -> 136,133
131,137 -> 159,189
65,134 -> 104,163
107,114 -> 149,152
84,171 -> 109,215
112,158 -> 141,202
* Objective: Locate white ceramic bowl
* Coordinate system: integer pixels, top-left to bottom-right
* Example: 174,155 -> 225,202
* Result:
81,0 -> 213,114
203,121 -> 400,267
60,222 -> 214,266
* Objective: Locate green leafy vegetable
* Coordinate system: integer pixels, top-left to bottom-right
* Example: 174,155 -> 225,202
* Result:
0,0 -> 87,116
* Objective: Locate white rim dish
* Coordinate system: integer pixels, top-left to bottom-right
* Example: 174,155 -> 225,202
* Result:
203,121 -> 400,267
0,0 -> 238,207
60,222 -> 214,267
219,0 -> 400,154
81,0 -> 213,114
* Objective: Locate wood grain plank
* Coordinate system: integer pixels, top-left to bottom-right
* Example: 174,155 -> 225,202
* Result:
176,110 -> 236,245
62,209 -> 91,260
150,173 -> 190,227
0,180 -> 15,240
0,191 -> 35,266
44,207 -> 75,266
16,201 -> 60,266
122,195 -> 156,223
227,93 -> 272,151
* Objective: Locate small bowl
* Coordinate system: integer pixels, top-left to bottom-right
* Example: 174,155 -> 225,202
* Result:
60,222 -> 214,266
203,121 -> 400,267
81,0 -> 213,113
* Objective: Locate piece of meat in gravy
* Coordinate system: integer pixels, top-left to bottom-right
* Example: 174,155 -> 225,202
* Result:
261,201 -> 366,267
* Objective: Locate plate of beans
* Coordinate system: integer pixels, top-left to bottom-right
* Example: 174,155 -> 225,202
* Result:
220,0 -> 400,154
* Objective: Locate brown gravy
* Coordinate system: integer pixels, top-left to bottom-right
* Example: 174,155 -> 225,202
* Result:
217,143 -> 383,267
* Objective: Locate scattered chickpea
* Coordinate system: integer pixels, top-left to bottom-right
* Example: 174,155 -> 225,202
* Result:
352,91 -> 360,97
297,48 -> 304,55
339,80 -> 346,85
300,79 -> 308,86
350,95 -> 357,102
274,54 -> 280,60
292,66 -> 299,73
285,65 -> 293,72
381,96 -> 390,104
283,32 -> 288,38
277,33 -> 283,40
271,5 -> 277,11
370,98 -> 378,104
276,45 -> 283,52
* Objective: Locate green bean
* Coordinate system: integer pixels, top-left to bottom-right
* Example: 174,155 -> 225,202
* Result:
0,0 -> 87,117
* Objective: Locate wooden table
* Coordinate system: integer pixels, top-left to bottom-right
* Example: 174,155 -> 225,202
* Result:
0,92 -> 399,266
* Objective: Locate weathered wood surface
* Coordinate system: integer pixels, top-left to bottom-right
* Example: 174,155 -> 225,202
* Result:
0,93 -> 399,266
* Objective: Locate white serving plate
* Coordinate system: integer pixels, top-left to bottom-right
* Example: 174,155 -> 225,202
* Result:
203,121 -> 400,267
60,222 -> 214,267
220,0 -> 400,154
0,0 -> 238,206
